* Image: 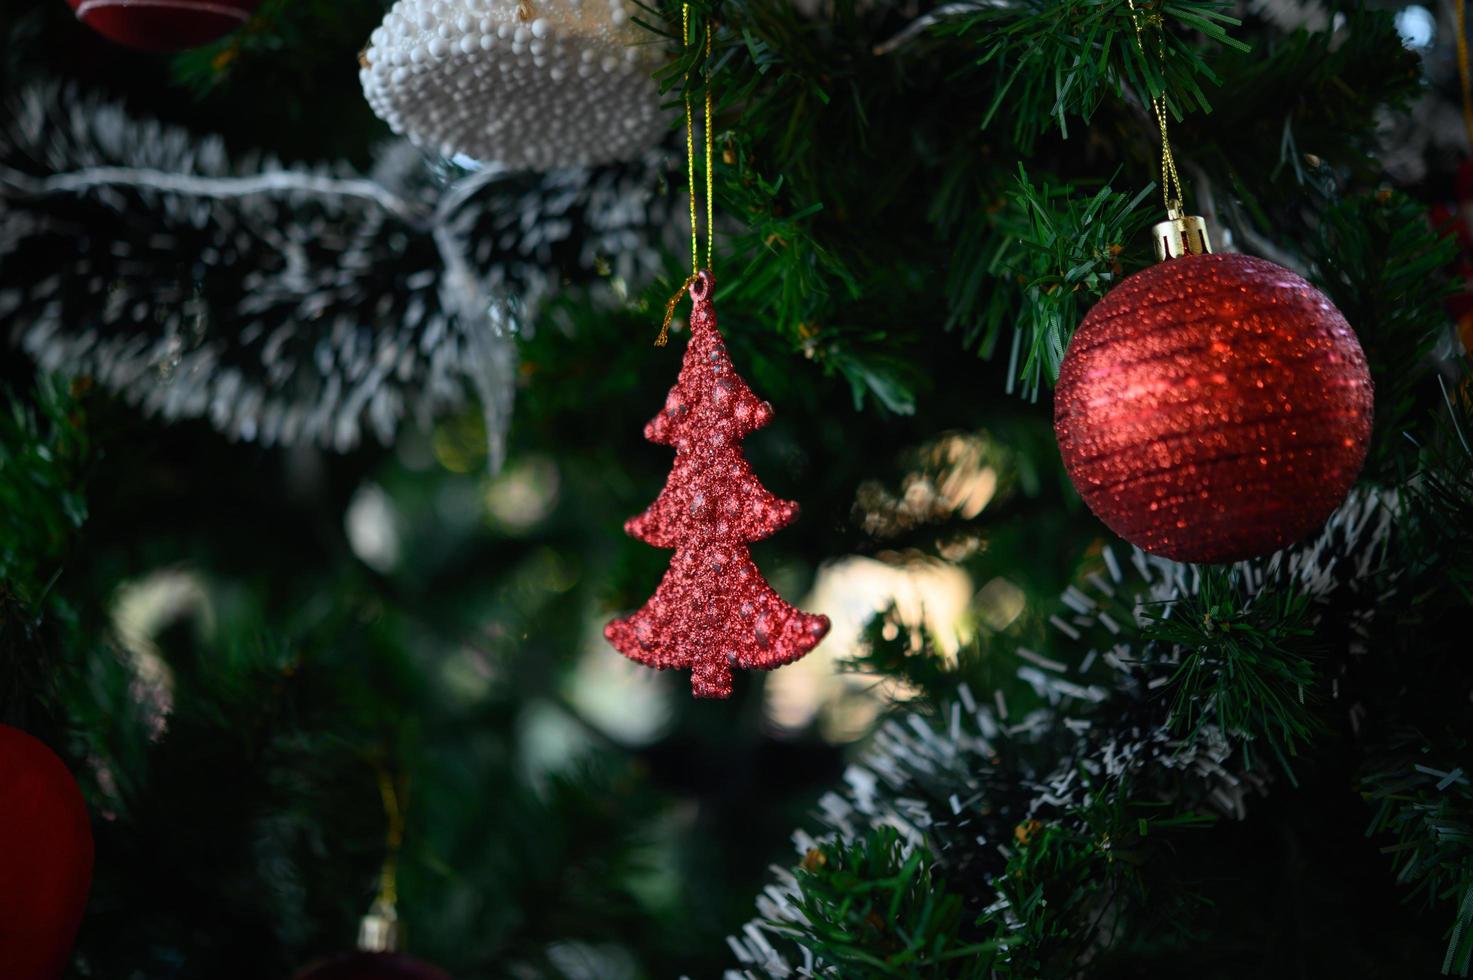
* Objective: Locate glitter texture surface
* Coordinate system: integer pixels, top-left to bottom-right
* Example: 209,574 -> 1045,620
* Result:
1054,252 -> 1373,564
605,271 -> 830,698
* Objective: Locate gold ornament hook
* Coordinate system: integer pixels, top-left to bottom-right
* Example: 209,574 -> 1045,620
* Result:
1151,210 -> 1212,261
358,764 -> 408,953
1127,0 -> 1211,261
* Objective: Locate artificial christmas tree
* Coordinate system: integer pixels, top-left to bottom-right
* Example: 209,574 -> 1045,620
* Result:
0,0 -> 1469,976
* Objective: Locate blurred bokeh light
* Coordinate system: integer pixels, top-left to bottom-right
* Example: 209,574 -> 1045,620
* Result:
111,568 -> 213,739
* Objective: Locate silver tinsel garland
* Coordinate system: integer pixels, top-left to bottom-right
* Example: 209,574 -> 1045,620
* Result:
0,85 -> 677,465
727,489 -> 1395,978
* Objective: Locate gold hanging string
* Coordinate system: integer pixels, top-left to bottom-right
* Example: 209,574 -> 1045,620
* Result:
657,3 -> 715,347
376,765 -> 407,909
1458,0 -> 1473,152
1127,0 -> 1184,214
702,10 -> 713,272
684,0 -> 698,277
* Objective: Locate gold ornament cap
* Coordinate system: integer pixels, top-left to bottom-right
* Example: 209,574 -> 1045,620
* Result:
357,896 -> 402,953
1151,209 -> 1212,261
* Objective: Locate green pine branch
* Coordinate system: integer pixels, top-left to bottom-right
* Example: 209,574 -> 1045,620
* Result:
781,827 -> 997,977
1143,566 -> 1320,778
991,790 -> 1215,976
942,0 -> 1246,152
1184,9 -> 1422,222
0,375 -> 91,726
1362,738 -> 1473,977
965,167 -> 1155,399
0,374 -> 90,602
1307,191 -> 1458,482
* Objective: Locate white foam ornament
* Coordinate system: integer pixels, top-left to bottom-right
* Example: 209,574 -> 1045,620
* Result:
360,0 -> 665,169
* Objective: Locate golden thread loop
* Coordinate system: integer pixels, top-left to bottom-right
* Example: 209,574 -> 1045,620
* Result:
1127,0 -> 1184,213
1458,0 -> 1473,151
662,4 -> 715,345
657,273 -> 702,346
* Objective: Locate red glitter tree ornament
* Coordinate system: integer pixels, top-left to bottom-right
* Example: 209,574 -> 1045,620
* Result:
1055,250 -> 1373,564
605,270 -> 829,698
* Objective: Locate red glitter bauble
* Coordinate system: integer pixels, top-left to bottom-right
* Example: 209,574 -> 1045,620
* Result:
1054,252 -> 1373,564
66,0 -> 262,52
605,270 -> 829,699
291,952 -> 451,980
0,725 -> 94,980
